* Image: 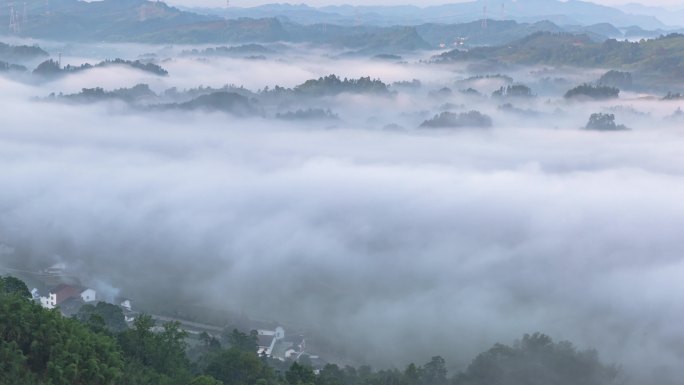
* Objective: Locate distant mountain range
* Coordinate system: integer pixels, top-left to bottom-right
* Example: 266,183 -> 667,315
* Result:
0,0 -> 682,53
618,3 -> 684,28
186,0 -> 674,29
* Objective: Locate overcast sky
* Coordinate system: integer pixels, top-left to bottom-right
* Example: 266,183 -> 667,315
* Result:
166,0 -> 684,9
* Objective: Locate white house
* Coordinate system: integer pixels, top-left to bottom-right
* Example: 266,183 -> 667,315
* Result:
257,327 -> 285,357
40,292 -> 58,309
80,288 -> 97,303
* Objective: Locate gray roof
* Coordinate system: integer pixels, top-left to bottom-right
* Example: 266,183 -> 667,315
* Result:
257,334 -> 275,348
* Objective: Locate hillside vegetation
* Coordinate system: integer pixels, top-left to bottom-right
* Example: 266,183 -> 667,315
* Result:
1,275 -> 621,385
436,32 -> 684,81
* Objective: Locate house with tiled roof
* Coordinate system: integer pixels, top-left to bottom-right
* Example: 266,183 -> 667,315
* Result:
257,327 -> 285,357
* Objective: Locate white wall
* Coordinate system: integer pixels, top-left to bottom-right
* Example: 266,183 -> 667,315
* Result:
81,289 -> 97,303
40,293 -> 56,309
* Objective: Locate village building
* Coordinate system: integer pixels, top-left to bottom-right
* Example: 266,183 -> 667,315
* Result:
256,327 -> 310,361
38,284 -> 97,309
257,326 -> 285,357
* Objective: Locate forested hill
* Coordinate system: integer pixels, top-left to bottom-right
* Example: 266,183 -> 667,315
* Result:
435,32 -> 684,80
0,42 -> 48,63
1,275 -> 620,385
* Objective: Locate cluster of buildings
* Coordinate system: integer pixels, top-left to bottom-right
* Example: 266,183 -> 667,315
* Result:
256,326 -> 324,367
439,37 -> 468,49
35,284 -> 96,309
22,263 -> 135,321
257,326 -> 303,360
9,262 -> 326,366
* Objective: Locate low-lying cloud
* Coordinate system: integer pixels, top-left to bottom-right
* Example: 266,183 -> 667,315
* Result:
1,44 -> 684,385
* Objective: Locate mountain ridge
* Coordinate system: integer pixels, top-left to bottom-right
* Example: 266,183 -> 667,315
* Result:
184,0 -> 668,29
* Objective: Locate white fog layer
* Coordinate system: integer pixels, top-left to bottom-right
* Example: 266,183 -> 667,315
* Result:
2,42 -> 684,383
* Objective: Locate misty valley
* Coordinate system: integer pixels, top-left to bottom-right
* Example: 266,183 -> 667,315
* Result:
2,1 -> 684,385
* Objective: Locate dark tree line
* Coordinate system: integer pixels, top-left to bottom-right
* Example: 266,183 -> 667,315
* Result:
0,42 -> 48,62
33,58 -> 168,77
182,44 -> 274,57
0,61 -> 27,72
597,71 -> 633,90
277,108 -> 339,121
454,333 -> 620,385
288,75 -> 390,96
565,84 -> 620,100
420,111 -> 493,129
585,113 -> 628,131
492,85 -> 534,98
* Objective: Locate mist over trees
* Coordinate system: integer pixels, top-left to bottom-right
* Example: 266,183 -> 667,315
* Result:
453,333 -> 620,385
33,58 -> 168,78
492,85 -> 535,98
2,33 -> 683,382
597,71 -> 633,90
277,109 -> 339,122
0,42 -> 48,64
0,276 -> 623,385
3,2 -> 684,384
435,32 -> 684,85
182,45 -> 275,58
420,111 -> 493,129
585,113 -> 628,131
51,84 -> 157,104
172,92 -> 259,116
291,75 -> 390,97
565,84 -> 620,100
0,61 -> 26,72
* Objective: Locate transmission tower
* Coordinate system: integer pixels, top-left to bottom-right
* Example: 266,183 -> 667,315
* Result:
8,2 -> 19,34
481,5 -> 488,29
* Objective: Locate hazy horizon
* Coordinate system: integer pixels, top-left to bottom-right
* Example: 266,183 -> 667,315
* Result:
167,0 -> 684,10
